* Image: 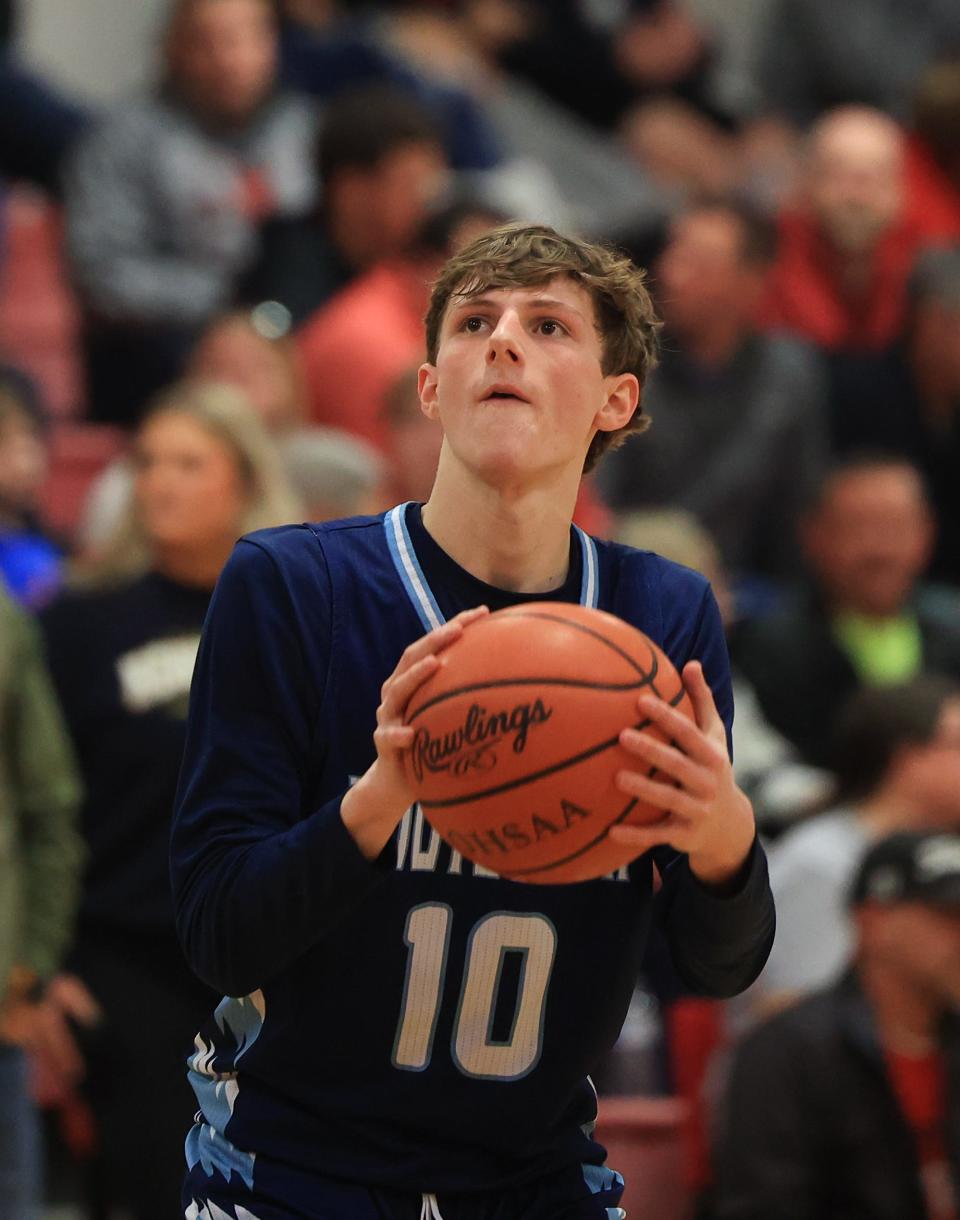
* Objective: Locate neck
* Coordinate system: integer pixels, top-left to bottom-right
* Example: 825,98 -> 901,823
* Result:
153,539 -> 234,590
859,958 -> 942,1054
421,453 -> 579,593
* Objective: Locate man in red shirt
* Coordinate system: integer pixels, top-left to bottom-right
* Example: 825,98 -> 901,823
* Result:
762,105 -> 960,353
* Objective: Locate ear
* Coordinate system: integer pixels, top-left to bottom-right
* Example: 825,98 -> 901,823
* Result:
418,363 -> 440,421
595,373 -> 640,434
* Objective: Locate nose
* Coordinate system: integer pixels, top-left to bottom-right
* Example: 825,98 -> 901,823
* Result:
487,310 -> 523,365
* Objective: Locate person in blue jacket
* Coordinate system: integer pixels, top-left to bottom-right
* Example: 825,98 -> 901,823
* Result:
171,221 -> 775,1220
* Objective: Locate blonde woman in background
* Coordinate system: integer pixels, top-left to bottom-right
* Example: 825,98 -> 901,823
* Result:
39,381 -> 300,1220
80,307 -> 308,558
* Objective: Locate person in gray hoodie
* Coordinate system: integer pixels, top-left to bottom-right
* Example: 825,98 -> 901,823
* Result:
64,0 -> 318,425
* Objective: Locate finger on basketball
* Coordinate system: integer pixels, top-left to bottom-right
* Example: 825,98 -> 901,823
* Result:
382,653 -> 442,718
395,606 -> 490,674
374,723 -> 415,753
615,768 -> 701,819
682,660 -> 726,737
638,693 -> 726,766
608,817 -> 681,853
619,727 -> 714,796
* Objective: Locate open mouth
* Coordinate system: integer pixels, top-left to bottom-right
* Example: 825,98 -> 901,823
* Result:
481,387 -> 530,403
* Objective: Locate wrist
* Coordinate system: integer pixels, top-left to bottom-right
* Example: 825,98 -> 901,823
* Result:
689,834 -> 756,893
341,769 -> 410,860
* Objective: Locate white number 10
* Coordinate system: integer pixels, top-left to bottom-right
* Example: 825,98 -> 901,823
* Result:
392,903 -> 558,1081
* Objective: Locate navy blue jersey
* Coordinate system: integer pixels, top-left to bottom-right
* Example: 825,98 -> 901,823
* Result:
171,503 -> 774,1199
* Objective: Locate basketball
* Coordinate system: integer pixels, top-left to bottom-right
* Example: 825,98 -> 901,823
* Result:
403,603 -> 695,884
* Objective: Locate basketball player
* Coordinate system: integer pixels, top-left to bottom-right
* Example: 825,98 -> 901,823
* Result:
171,223 -> 775,1219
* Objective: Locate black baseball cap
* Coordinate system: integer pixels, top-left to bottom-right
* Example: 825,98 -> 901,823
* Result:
851,832 -> 960,908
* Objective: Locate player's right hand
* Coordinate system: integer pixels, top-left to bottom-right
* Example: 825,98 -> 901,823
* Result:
341,606 -> 489,859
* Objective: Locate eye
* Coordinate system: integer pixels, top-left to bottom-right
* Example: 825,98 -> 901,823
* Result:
461,316 -> 487,333
536,318 -> 567,336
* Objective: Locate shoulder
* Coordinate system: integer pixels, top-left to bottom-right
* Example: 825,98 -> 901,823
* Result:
40,577 -> 134,626
235,514 -> 388,585
599,538 -> 715,636
600,538 -> 711,604
74,96 -> 171,152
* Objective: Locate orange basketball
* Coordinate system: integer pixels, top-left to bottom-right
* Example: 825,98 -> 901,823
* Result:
403,603 -> 695,884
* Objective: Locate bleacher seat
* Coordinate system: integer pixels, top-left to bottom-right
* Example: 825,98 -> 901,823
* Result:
595,1094 -> 691,1219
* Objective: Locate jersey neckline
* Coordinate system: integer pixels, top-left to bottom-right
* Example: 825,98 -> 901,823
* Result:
384,502 -> 599,632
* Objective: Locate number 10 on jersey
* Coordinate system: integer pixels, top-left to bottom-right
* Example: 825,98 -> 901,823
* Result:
392,904 -> 558,1081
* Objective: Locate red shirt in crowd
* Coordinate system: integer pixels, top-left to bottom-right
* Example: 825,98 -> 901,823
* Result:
885,1047 -> 958,1220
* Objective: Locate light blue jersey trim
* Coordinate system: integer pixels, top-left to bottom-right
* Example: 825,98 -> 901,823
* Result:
185,1123 -> 256,1193
385,504 -> 444,632
385,504 -> 601,629
573,525 -> 599,609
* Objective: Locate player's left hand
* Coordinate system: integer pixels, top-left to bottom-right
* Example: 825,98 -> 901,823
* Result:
608,660 -> 756,888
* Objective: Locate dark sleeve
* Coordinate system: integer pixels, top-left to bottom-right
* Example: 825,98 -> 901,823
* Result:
713,1013 -> 826,1219
656,580 -> 776,996
170,534 -> 390,997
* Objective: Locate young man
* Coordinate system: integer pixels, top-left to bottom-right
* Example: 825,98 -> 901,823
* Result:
171,223 -> 775,1219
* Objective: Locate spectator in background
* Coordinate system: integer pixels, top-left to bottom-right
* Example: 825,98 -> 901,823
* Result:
733,455 -> 960,766
373,2 -> 671,236
599,200 -> 827,586
715,830 -> 960,1220
0,586 -> 87,1220
240,83 -> 448,327
276,0 -> 503,174
761,106 -> 959,354
906,59 -> 960,235
0,369 -> 64,609
381,363 -> 444,505
189,307 -> 307,433
297,197 -> 502,448
826,246 -> 960,585
747,676 -> 960,1019
65,0 -> 318,424
40,382 -> 300,1220
279,425 -> 385,520
755,0 -> 960,127
79,307 -> 308,557
499,0 -> 717,133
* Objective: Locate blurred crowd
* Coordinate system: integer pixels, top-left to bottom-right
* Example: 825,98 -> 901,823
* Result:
2,0 -> 960,1217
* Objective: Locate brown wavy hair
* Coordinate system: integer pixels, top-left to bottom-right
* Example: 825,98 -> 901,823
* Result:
424,222 -> 660,472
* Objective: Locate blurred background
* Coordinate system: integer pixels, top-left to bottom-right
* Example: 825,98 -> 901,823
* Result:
2,1 -> 960,1217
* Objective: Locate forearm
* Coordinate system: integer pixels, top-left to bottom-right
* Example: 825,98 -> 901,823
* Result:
658,836 -> 776,997
173,793 -> 392,997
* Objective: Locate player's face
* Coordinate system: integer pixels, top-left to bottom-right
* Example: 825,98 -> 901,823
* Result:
135,411 -> 249,555
418,278 -> 638,486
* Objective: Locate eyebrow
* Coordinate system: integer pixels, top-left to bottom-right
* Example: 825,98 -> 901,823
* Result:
451,295 -> 586,320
